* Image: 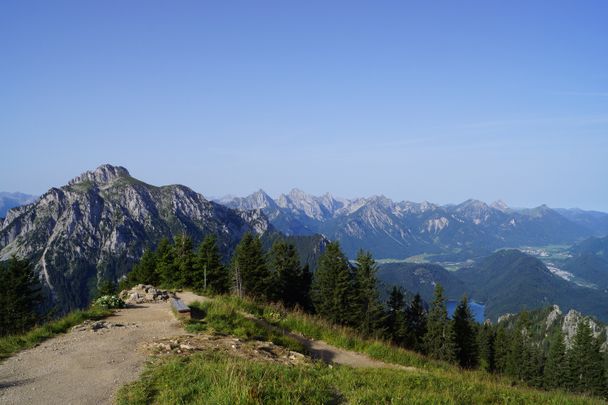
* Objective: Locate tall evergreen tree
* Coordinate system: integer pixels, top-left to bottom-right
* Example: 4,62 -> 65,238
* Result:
477,323 -> 496,373
505,312 -> 543,387
0,257 -> 42,336
311,242 -> 357,325
231,233 -> 274,299
353,250 -> 385,337
423,284 -> 456,363
544,329 -> 568,390
156,237 -> 178,287
123,248 -> 159,288
404,293 -> 427,352
493,324 -> 511,374
567,319 -> 607,396
194,235 -> 228,293
268,239 -> 310,307
173,234 -> 195,287
386,286 -> 407,344
452,295 -> 479,368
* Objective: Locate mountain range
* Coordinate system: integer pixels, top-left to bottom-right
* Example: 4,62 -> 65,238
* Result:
0,165 -> 325,312
218,190 -> 607,259
377,248 -> 608,322
0,192 -> 37,218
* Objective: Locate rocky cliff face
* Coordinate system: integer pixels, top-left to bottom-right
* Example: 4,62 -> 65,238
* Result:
0,165 -> 272,312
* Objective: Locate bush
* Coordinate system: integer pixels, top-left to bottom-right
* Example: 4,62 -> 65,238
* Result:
93,295 -> 126,309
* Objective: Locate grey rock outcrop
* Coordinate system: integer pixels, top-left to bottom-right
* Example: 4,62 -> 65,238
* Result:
0,164 -> 272,312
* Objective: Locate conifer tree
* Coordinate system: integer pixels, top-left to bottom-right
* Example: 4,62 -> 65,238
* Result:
404,293 -> 427,352
386,286 -> 407,344
423,284 -> 456,363
173,234 -> 195,287
0,257 -> 42,336
156,237 -> 178,287
353,250 -> 385,337
311,241 -> 356,325
231,233 -> 274,299
452,295 -> 479,368
544,329 -> 568,390
268,239 -> 310,307
194,235 -> 228,293
493,324 -> 511,374
123,248 -> 159,288
477,323 -> 496,372
567,319 -> 607,396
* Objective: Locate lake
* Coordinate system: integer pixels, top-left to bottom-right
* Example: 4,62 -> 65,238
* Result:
446,300 -> 485,323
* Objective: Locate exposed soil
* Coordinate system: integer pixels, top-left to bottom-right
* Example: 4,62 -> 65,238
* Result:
0,291 -> 408,405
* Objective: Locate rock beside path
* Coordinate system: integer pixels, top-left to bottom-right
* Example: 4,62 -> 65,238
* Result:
119,285 -> 175,305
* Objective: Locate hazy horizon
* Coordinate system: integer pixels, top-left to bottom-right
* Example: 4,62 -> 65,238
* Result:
1,2 -> 607,211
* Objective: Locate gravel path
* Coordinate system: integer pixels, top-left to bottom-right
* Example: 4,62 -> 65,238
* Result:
0,292 -> 406,405
0,292 -> 204,405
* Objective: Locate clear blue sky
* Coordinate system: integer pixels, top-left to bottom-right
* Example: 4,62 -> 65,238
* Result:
1,1 -> 607,210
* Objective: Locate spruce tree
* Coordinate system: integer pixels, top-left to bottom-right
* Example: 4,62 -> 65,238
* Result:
173,234 -> 195,287
452,295 -> 479,368
567,319 -> 607,396
268,239 -> 310,308
477,323 -> 496,372
311,241 -> 356,325
493,324 -> 511,374
544,329 -> 567,390
0,257 -> 42,336
156,237 -> 178,287
125,248 -> 159,287
423,283 -> 456,363
194,235 -> 228,293
231,233 -> 274,299
353,250 -> 385,337
404,293 -> 427,352
386,286 -> 407,344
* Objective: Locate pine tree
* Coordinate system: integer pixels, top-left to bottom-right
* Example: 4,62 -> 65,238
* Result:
386,286 -> 408,344
173,234 -> 195,287
231,233 -> 274,299
194,235 -> 228,293
268,239 -> 311,307
353,250 -> 385,337
311,241 -> 357,325
404,293 -> 427,352
423,284 -> 456,363
452,295 -> 479,368
544,329 -> 567,390
124,248 -> 160,288
477,323 -> 496,372
567,319 -> 607,396
493,324 -> 511,374
156,237 -> 178,287
0,257 -> 42,336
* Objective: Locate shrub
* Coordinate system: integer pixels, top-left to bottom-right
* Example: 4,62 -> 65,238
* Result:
93,295 -> 126,309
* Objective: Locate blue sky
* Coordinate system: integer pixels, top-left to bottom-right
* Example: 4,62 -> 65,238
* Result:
1,1 -> 607,210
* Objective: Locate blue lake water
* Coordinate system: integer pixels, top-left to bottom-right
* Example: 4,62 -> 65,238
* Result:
446,300 -> 485,323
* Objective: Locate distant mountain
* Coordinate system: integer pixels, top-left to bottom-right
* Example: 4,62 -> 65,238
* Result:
219,190 -> 592,259
455,250 -> 608,322
0,191 -> 37,217
560,236 -> 608,289
375,249 -> 608,322
0,165 -> 282,312
377,262 -> 465,303
555,208 -> 608,237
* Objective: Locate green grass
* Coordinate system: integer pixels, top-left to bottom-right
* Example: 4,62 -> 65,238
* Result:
0,307 -> 111,361
185,300 -> 307,354
117,294 -> 601,404
117,349 -> 600,404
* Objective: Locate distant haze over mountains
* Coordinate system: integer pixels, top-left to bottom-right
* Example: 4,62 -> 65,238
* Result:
0,192 -> 37,218
218,189 -> 608,259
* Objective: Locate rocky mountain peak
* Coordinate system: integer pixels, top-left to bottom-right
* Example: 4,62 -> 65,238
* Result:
68,164 -> 131,186
490,200 -> 510,212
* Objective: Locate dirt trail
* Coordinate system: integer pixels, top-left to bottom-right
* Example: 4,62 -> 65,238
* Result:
0,292 -> 407,405
0,292 -> 204,405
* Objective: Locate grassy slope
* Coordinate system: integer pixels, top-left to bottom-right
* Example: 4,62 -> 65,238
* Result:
0,307 -> 111,361
117,295 -> 602,404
